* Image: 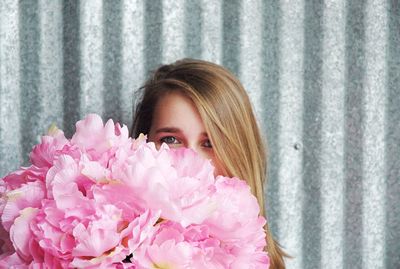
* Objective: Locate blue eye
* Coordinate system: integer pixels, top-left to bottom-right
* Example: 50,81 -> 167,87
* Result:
160,136 -> 180,144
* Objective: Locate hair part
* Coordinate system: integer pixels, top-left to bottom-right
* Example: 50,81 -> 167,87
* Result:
131,58 -> 288,268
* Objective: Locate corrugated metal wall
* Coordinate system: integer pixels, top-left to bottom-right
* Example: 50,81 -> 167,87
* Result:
0,0 -> 399,268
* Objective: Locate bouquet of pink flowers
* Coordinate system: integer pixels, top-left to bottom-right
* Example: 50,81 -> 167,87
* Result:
0,114 -> 269,268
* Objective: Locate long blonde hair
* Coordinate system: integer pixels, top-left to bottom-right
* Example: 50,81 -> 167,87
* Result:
131,59 -> 287,269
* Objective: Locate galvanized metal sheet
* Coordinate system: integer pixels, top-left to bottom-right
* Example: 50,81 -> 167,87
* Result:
0,1 -> 399,268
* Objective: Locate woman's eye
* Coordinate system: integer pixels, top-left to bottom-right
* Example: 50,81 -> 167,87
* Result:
202,139 -> 212,148
160,136 -> 180,144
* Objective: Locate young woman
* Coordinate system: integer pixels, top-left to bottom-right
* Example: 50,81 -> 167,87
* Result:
131,59 -> 287,268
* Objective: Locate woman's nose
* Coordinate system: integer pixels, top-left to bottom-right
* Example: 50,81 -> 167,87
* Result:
186,142 -> 197,152
186,143 -> 208,159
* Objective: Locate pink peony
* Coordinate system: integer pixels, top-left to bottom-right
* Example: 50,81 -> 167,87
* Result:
0,114 -> 269,268
29,125 -> 69,169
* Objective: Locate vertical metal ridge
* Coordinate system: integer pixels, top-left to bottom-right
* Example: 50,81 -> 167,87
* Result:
184,0 -> 202,58
362,0 -> 387,268
79,0 -> 104,117
278,1 -> 305,268
385,1 -> 400,268
344,0 -> 366,267
121,0 -> 145,128
302,0 -> 324,268
200,0 -> 222,63
38,0 -> 63,132
240,0 -> 262,121
19,0 -> 40,163
62,0 -> 81,138
320,1 -> 346,268
162,0 -> 185,63
0,0 -> 22,176
262,0 -> 282,241
0,1 -> 398,268
222,0 -> 241,76
144,0 -> 162,72
103,0 -> 123,122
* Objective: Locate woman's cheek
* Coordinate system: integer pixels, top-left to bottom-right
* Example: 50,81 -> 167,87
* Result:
212,159 -> 226,177
199,150 -> 225,177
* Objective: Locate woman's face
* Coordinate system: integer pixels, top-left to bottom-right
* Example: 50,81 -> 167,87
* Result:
148,91 -> 224,175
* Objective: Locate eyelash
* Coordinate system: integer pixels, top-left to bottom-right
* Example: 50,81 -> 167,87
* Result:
202,139 -> 212,148
159,136 -> 212,148
160,136 -> 181,145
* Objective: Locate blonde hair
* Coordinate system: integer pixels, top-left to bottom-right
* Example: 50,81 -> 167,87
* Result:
131,59 -> 287,269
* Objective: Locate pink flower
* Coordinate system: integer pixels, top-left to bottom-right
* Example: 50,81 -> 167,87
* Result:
0,252 -> 28,268
204,177 -> 269,267
134,237 -> 195,269
0,114 -> 269,268
133,222 -> 230,268
10,207 -> 38,262
206,177 -> 266,243
114,146 -> 217,227
1,165 -> 47,191
45,155 -> 94,217
1,181 -> 45,231
29,125 -> 69,169
71,114 -> 131,163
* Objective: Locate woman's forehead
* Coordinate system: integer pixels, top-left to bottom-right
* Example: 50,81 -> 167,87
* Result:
151,92 -> 207,138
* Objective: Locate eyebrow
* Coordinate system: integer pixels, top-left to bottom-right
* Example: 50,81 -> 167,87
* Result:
155,127 -> 182,134
154,127 -> 208,137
